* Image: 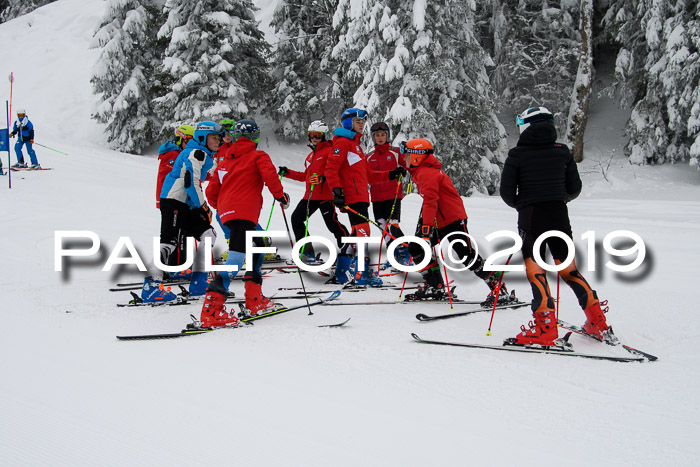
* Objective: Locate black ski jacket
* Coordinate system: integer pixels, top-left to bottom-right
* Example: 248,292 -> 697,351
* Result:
499,123 -> 582,210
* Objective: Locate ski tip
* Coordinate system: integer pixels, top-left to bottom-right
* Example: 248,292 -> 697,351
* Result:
328,290 -> 342,300
411,333 -> 421,340
415,314 -> 429,321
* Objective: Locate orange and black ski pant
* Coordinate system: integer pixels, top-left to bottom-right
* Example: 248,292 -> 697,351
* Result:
518,201 -> 596,311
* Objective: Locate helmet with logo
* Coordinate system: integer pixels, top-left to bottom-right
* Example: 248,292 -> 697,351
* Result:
194,121 -> 225,145
341,107 -> 368,131
515,106 -> 554,134
307,120 -> 330,142
400,138 -> 434,167
232,119 -> 261,143
370,121 -> 390,141
219,119 -> 236,131
174,124 -> 194,147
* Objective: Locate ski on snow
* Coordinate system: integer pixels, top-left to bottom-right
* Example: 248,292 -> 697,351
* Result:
557,319 -> 658,362
411,333 -> 649,363
239,290 -> 341,322
415,301 -> 530,321
318,318 -> 351,328
117,291 -> 343,340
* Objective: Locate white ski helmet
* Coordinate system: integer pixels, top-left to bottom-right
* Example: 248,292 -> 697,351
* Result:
516,106 -> 554,134
307,120 -> 330,141
16,108 -> 26,115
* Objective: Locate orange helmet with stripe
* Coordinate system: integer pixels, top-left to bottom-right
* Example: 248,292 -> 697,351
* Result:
400,138 -> 434,167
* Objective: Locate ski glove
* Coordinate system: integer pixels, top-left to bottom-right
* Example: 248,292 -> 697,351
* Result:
332,187 -> 345,208
276,192 -> 290,209
29,139 -> 34,144
309,174 -> 326,185
278,166 -> 288,176
196,204 -> 213,223
388,166 -> 407,180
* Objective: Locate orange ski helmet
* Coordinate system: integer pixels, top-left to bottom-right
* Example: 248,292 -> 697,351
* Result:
400,138 -> 433,167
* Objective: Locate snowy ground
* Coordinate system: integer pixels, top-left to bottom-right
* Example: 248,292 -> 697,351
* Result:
1,1 -> 700,466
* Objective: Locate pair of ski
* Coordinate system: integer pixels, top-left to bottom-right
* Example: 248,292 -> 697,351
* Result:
109,271 -> 273,292
412,318 -> 658,363
116,290 -> 346,340
10,166 -> 52,171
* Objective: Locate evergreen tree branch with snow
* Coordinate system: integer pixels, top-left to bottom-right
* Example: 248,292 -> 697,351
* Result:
265,0 -> 341,140
603,0 -> 700,169
90,0 -> 166,154
154,0 -> 270,130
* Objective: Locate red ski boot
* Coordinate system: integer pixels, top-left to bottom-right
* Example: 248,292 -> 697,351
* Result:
243,280 -> 279,316
513,309 -> 558,346
583,300 -> 611,338
200,289 -> 239,327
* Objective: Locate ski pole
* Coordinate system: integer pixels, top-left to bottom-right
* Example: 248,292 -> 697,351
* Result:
556,272 -> 560,321
5,100 -> 11,189
265,174 -> 284,230
33,142 -> 69,156
8,73 -> 13,127
486,254 -> 514,336
377,176 -> 403,275
398,201 -> 424,299
300,177 -> 316,257
343,205 -> 404,244
279,200 -> 313,315
433,222 -> 454,310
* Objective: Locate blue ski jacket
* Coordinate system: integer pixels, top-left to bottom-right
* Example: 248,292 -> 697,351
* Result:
160,139 -> 215,209
12,117 -> 34,142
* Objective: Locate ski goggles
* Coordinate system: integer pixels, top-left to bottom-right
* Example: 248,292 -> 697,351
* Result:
399,141 -> 433,155
345,109 -> 368,120
308,131 -> 324,139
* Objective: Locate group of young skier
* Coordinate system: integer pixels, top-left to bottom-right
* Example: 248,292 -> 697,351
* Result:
140,105 -> 612,347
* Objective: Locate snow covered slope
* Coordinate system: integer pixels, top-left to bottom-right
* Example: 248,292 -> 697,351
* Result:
1,1 -> 700,466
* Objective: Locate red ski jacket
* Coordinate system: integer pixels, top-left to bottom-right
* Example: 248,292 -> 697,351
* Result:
366,143 -> 404,202
213,141 -> 233,167
325,129 -> 388,205
408,154 -> 467,228
284,140 -> 333,201
156,142 -> 180,209
206,138 -> 285,225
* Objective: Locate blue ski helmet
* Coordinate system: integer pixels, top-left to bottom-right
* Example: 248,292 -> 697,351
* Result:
341,108 -> 368,130
194,121 -> 225,145
232,119 -> 261,143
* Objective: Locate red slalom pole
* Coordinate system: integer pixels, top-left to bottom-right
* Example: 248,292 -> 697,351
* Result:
556,272 -> 560,321
377,178 -> 402,274
8,73 -> 13,123
486,254 -> 514,336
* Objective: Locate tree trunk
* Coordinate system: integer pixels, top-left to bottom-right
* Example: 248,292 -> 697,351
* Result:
567,0 -> 594,162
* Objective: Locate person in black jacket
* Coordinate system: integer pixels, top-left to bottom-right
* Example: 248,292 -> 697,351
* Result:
500,106 -> 611,346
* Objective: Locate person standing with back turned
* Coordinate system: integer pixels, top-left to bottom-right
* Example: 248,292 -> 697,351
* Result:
500,106 -> 612,346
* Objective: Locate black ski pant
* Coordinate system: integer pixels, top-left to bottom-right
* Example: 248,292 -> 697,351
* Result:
291,199 -> 349,257
407,219 -> 489,280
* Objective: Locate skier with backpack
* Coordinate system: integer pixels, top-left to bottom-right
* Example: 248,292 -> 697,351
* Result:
141,121 -> 225,303
401,138 -> 505,301
324,108 -> 406,285
366,121 -> 411,266
199,119 -> 290,326
500,106 -> 612,346
278,120 -> 350,264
